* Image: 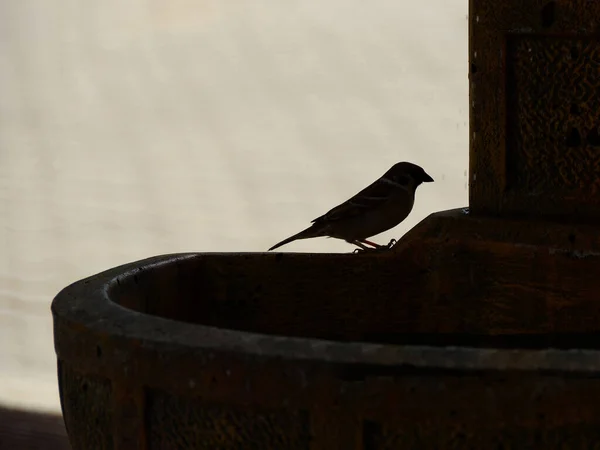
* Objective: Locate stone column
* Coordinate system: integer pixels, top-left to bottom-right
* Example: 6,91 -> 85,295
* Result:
470,0 -> 600,219
391,0 -> 600,337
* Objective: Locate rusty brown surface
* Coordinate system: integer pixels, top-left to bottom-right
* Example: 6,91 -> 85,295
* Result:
470,0 -> 600,219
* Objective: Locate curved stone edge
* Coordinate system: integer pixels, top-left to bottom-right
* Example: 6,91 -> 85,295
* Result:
52,242 -> 600,374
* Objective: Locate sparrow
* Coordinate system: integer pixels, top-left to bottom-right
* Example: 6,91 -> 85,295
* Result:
268,162 -> 434,251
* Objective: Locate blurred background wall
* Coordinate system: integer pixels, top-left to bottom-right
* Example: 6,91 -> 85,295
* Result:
0,0 -> 468,416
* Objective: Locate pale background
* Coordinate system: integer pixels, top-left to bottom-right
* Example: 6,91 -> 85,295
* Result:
0,0 -> 469,412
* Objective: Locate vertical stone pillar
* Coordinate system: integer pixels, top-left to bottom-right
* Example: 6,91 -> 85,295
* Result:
392,0 -> 600,336
469,0 -> 600,219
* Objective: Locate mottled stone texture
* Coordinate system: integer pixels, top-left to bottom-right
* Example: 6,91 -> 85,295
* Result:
469,0 -> 600,219
146,391 -> 310,450
58,364 -> 114,450
506,37 -> 600,194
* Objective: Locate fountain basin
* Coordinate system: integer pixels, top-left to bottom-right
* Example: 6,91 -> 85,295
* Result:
52,234 -> 600,449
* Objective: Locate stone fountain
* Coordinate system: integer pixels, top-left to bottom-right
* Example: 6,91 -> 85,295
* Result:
52,1 -> 600,448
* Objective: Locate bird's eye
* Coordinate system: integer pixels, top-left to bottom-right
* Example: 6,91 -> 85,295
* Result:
397,175 -> 411,185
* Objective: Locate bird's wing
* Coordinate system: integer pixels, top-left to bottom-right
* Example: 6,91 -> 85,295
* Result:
311,177 -> 402,224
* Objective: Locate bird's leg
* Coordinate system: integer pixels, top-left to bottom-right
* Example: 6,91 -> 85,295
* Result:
351,239 -> 397,254
355,238 -> 396,253
359,239 -> 383,248
351,240 -> 370,250
349,240 -> 371,253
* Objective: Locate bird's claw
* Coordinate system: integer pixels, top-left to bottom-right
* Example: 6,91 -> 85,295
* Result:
353,247 -> 378,254
353,239 -> 397,254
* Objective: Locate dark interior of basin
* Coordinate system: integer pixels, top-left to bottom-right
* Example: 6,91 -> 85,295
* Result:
107,253 -> 600,349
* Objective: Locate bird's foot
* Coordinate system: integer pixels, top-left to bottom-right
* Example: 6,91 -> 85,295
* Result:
353,247 -> 379,254
353,240 -> 396,254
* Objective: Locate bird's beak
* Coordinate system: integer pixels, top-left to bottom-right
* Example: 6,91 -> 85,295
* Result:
422,172 -> 434,183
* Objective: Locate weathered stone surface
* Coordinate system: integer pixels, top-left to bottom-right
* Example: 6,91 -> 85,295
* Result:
470,0 -> 600,219
53,240 -> 600,449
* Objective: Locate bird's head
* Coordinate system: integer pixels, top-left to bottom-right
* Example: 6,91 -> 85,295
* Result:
384,162 -> 434,190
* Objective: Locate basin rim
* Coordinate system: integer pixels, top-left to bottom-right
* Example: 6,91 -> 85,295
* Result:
52,252 -> 600,374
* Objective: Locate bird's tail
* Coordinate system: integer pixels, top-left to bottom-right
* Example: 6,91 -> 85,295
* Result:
268,225 -> 323,251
